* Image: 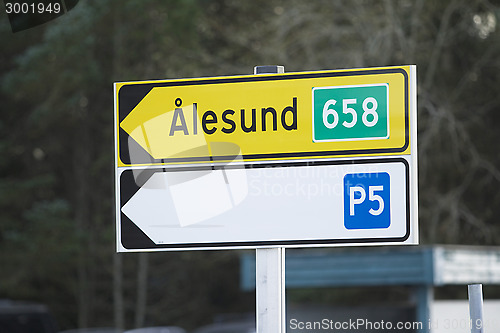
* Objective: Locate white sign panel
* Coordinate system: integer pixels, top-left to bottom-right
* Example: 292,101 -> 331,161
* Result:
117,157 -> 414,251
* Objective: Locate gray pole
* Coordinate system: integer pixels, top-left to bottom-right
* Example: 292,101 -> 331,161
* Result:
254,65 -> 286,333
468,284 -> 484,333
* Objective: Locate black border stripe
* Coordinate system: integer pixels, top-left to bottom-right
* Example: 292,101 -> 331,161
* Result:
118,68 -> 409,165
120,157 -> 411,250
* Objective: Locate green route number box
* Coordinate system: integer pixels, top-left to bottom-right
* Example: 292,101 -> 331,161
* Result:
313,84 -> 389,142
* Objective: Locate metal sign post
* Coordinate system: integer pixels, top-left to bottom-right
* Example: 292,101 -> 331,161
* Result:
256,247 -> 285,333
254,66 -> 286,333
468,284 -> 484,333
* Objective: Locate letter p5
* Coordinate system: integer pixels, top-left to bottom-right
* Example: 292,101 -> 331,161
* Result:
343,172 -> 391,229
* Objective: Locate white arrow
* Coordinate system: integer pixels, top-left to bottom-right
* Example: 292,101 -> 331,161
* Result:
121,167 -> 248,245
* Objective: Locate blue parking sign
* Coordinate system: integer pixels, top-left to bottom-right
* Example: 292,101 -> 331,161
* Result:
344,172 -> 391,229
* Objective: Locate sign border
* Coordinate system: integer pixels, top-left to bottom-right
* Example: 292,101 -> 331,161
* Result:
116,67 -> 409,166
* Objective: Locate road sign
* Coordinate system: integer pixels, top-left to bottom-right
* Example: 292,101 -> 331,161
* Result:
114,65 -> 418,251
115,66 -> 411,167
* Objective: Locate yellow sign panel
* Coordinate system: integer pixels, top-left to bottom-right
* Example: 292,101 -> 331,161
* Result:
115,66 -> 412,167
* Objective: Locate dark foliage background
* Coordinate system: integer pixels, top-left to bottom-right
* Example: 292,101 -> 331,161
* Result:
1,0 -> 500,331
